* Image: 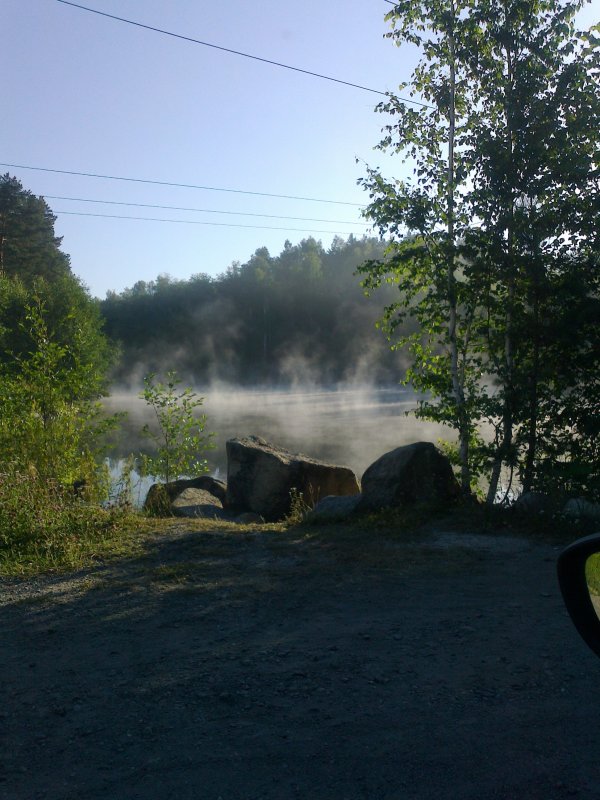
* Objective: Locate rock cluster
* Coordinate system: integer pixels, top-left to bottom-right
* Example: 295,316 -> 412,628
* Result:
143,438 -> 460,523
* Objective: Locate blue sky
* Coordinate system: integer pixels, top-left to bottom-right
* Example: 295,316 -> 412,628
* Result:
3,1 -> 597,298
3,0 -> 417,297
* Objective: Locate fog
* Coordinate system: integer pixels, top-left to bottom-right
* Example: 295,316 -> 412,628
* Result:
104,385 -> 453,480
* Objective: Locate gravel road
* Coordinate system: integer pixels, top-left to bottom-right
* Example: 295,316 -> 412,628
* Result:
2,522 -> 600,800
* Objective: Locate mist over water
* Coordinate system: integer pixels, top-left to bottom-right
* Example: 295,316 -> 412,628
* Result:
104,386 -> 453,480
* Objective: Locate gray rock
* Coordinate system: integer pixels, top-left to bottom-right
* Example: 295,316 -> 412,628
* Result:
563,498 -> 600,521
358,441 -> 460,512
225,435 -> 360,522
309,494 -> 362,522
174,475 -> 227,505
513,491 -> 556,515
144,475 -> 227,516
172,488 -> 226,519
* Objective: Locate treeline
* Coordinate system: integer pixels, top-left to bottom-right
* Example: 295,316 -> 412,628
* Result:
101,236 -> 404,387
0,174 -> 111,402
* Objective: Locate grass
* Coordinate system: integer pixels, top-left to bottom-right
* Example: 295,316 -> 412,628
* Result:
0,467 -> 151,577
1,465 -> 594,579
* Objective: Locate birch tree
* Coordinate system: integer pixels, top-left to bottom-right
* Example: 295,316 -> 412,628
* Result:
359,0 -> 485,494
360,0 -> 600,502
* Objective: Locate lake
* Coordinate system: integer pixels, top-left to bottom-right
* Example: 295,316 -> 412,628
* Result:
104,386 -> 453,502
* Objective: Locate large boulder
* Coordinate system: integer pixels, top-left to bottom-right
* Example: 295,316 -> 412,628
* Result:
358,441 -> 460,512
144,475 -> 227,516
226,436 -> 360,522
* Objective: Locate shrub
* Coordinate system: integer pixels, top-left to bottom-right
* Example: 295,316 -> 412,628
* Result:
138,372 -> 213,485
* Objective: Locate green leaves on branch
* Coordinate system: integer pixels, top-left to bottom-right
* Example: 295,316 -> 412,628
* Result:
138,372 -> 213,485
360,0 -> 600,502
0,279 -> 118,494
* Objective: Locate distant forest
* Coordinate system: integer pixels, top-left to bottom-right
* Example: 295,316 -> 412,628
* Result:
100,236 -> 405,388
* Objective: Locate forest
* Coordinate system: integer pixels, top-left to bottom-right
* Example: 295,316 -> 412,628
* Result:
100,236 -> 403,388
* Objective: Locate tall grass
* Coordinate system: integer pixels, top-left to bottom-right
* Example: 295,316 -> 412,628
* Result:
0,466 -> 144,576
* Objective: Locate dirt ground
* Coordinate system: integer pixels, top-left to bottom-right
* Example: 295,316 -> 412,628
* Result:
2,519 -> 600,800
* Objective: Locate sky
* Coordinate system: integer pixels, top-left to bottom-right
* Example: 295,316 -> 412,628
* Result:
3,0 -> 419,298
3,1 -> 598,299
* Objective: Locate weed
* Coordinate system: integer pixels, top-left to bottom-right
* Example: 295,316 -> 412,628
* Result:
286,488 -> 313,525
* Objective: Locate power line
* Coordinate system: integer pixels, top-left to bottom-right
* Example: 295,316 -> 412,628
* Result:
54,209 -> 371,236
55,0 -> 432,109
44,195 -> 369,226
0,163 -> 364,206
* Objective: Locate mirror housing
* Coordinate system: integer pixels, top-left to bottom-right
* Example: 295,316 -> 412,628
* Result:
557,533 -> 600,658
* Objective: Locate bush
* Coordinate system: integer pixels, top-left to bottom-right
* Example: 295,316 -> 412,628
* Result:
138,372 -> 213,485
0,290 -> 120,494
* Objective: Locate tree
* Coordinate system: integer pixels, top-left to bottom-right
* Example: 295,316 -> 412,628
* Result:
359,0 -> 600,501
0,273 -> 113,400
460,0 -> 600,503
0,179 -> 117,492
0,174 -> 71,284
0,175 -> 113,398
359,0 -> 489,494
0,291 -> 117,491
101,236 -> 397,387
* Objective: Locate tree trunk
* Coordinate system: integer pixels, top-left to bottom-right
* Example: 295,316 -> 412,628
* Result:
446,1 -> 471,494
486,10 -> 516,506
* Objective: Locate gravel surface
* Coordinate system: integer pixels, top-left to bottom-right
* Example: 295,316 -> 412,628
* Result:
2,522 -> 600,800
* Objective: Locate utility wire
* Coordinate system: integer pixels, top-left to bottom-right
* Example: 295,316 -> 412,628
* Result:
54,209 -> 370,235
0,163 -> 364,206
44,195 -> 369,226
55,0 -> 432,109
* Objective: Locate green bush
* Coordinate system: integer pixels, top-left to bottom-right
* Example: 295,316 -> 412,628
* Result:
0,290 -> 119,494
138,372 -> 213,485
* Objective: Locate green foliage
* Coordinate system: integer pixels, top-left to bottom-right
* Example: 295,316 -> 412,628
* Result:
0,178 -> 117,494
0,180 -> 137,575
0,174 -> 71,284
0,290 -> 119,493
437,436 -> 488,498
0,464 -> 142,576
586,554 -> 600,598
0,273 -> 113,397
138,372 -> 213,485
360,0 -> 600,503
105,454 -> 139,510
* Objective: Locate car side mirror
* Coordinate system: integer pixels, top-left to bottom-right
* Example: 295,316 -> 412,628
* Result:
557,532 -> 600,658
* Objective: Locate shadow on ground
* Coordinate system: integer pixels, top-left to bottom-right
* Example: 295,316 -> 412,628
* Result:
2,524 -> 599,800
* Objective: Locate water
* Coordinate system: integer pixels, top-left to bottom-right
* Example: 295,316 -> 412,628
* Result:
104,386 -> 453,498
